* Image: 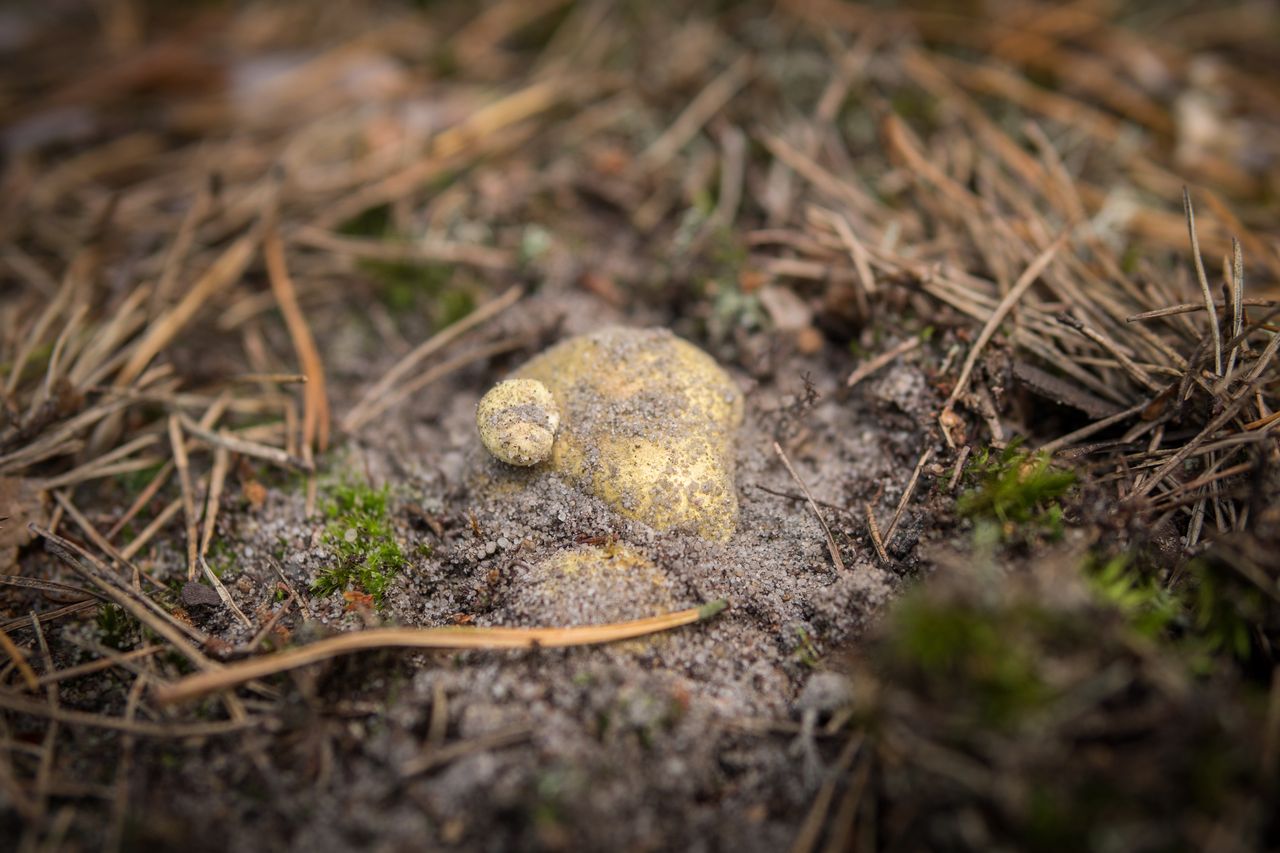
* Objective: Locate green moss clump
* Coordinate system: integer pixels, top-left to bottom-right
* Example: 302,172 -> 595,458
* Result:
1086,553 -> 1181,638
359,258 -> 476,329
884,590 -> 1052,728
957,442 -> 1076,545
792,625 -> 820,669
1083,541 -> 1277,668
1189,550 -> 1277,664
312,483 -> 406,605
853,560 -> 1272,851
96,603 -> 139,651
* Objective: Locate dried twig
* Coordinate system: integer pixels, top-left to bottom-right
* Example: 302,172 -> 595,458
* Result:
938,234 -> 1066,446
342,285 -> 524,433
154,600 -> 729,706
265,226 -> 330,452
774,442 -> 847,572
884,446 -> 935,544
864,503 -> 889,563
1182,187 -> 1223,376
400,725 -> 533,778
845,337 -> 920,389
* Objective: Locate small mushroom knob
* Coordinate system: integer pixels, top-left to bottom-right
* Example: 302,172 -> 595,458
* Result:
476,379 -> 561,466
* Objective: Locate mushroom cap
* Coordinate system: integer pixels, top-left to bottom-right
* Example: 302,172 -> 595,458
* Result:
476,378 -> 561,466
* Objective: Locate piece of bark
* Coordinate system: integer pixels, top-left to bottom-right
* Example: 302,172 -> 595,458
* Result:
1012,361 -> 1124,419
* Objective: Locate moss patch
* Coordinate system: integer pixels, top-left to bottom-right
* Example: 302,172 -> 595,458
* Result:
312,482 -> 407,606
957,442 -> 1076,545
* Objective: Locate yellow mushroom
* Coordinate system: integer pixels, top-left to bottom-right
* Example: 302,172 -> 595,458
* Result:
512,326 -> 743,540
476,379 -> 561,466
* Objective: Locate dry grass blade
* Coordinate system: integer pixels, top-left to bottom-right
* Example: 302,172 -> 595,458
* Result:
342,285 -> 524,433
3,279 -> 73,398
884,446 -> 934,544
1183,188 -> 1223,377
1226,237 -> 1245,378
939,234 -> 1066,446
34,646 -> 161,688
106,461 -> 173,540
864,502 -> 889,563
265,226 -> 330,453
153,600 -> 730,706
846,337 -> 920,389
30,525 -> 212,666
0,575 -> 95,602
355,336 -> 535,428
0,601 -> 100,635
119,498 -> 183,562
115,227 -> 259,387
230,373 -> 307,385
200,557 -> 252,630
0,692 -> 258,737
1126,298 -> 1277,323
789,733 -> 863,853
640,55 -> 753,171
177,415 -> 312,472
0,625 -> 40,691
1039,399 -> 1154,456
0,398 -> 132,474
167,415 -> 199,582
153,180 -> 216,308
774,442 -> 846,572
399,725 -> 533,777
199,445 -> 229,562
1131,332 -> 1280,499
1056,312 -> 1162,393
292,227 -> 514,272
315,79 -> 568,230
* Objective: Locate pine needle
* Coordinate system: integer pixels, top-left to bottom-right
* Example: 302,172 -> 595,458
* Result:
153,600 -> 730,706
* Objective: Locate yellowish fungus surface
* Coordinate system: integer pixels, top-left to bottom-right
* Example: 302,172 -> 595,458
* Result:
510,544 -> 677,634
476,378 -> 561,467
509,326 -> 743,540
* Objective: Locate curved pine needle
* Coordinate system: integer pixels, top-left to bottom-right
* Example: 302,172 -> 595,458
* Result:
153,599 -> 729,706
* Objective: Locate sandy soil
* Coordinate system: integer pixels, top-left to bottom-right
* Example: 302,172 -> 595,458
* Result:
146,287 -> 932,851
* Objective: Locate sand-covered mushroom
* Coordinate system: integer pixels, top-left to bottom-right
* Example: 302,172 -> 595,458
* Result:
477,326 -> 743,540
509,544 -> 677,628
476,378 -> 561,466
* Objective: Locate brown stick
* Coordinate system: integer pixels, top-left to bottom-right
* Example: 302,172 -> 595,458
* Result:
342,285 -> 524,433
938,234 -> 1066,446
265,226 -> 331,453
884,446 -> 935,544
153,600 -> 729,706
846,337 -> 921,389
774,442 -> 847,572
